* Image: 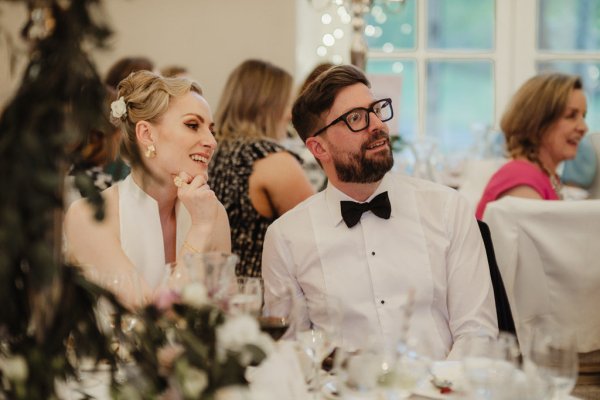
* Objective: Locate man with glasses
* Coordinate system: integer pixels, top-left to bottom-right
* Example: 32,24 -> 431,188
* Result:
262,65 -> 497,359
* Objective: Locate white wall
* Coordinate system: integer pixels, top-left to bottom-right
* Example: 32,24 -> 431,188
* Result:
0,0 -> 298,110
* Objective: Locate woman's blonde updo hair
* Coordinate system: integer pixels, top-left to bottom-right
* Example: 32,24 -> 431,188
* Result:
111,70 -> 203,168
215,59 -> 292,141
501,72 -> 583,166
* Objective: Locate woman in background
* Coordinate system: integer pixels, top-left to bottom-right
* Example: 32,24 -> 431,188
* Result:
65,85 -> 120,207
209,59 -> 314,277
476,72 -> 588,219
64,71 -> 230,307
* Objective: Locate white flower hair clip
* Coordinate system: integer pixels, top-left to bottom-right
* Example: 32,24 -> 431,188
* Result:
110,96 -> 127,119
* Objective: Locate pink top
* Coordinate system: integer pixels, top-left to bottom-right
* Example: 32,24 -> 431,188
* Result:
476,160 -> 559,219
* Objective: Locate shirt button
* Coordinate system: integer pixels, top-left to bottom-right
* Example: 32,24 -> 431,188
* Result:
380,300 -> 385,304
371,251 -> 376,256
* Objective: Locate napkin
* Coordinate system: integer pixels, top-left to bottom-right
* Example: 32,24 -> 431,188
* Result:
246,340 -> 310,400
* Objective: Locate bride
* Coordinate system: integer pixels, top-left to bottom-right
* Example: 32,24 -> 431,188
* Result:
64,70 -> 231,307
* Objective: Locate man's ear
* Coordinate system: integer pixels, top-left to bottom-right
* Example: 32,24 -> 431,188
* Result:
305,136 -> 330,163
135,121 -> 154,147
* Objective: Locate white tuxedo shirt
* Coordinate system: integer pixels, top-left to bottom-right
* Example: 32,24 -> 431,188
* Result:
262,172 -> 497,360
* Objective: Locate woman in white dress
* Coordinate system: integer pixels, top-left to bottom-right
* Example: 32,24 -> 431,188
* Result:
64,71 -> 231,307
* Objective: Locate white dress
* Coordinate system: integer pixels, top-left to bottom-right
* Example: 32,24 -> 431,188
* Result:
118,175 -> 191,289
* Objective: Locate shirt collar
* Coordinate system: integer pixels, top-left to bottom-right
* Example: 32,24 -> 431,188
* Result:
324,172 -> 394,227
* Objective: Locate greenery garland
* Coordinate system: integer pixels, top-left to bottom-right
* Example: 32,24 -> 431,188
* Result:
0,3 -> 270,399
0,1 -> 123,398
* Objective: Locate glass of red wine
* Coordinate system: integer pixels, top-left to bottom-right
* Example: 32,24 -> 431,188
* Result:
258,315 -> 290,341
259,283 -> 295,341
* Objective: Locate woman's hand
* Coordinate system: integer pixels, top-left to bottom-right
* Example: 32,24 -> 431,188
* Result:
173,172 -> 219,228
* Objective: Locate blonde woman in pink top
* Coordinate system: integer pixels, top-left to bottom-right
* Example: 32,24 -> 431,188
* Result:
476,73 -> 588,219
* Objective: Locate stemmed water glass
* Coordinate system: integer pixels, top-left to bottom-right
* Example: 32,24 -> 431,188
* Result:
528,320 -> 578,399
84,266 -> 144,333
461,332 -> 520,400
182,252 -> 239,308
229,277 -> 263,317
295,297 -> 341,394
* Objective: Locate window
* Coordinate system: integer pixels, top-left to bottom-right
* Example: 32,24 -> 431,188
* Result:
298,0 -> 600,154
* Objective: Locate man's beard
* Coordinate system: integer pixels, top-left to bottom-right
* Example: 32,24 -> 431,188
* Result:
329,133 -> 394,183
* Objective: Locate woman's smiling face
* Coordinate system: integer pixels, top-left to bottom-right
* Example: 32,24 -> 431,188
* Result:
539,88 -> 588,169
150,91 -> 217,181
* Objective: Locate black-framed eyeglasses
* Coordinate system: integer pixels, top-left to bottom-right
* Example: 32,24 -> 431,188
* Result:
311,98 -> 393,137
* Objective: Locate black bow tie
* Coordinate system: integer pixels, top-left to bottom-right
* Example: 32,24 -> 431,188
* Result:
340,191 -> 391,228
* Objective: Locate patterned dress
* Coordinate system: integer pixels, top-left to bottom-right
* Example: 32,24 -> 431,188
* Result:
208,137 -> 298,277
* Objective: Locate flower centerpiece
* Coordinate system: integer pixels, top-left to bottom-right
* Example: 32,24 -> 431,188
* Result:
115,283 -> 274,399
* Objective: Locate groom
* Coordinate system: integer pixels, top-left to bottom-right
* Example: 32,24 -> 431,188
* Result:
261,65 -> 497,360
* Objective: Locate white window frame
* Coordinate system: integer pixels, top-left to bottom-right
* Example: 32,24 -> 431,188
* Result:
296,0 -> 600,140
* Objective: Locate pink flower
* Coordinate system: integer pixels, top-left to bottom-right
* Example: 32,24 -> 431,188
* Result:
155,288 -> 181,311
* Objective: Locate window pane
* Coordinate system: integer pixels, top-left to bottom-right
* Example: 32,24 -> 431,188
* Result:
427,0 -> 495,50
426,60 -> 494,154
366,59 -> 418,141
538,61 -> 600,133
538,0 -> 600,51
365,0 -> 416,51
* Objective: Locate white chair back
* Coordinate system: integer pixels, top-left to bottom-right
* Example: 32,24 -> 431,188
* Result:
457,157 -> 507,209
588,133 -> 600,199
483,197 -> 600,353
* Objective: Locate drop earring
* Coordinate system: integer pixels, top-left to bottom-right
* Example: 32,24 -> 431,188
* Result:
145,144 -> 156,158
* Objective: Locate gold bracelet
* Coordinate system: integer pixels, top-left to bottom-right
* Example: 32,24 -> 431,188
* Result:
183,240 -> 202,254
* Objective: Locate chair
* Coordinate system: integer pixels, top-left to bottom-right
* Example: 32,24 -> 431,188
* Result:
588,133 -> 600,199
457,158 -> 507,209
477,220 -> 516,337
483,197 -> 600,386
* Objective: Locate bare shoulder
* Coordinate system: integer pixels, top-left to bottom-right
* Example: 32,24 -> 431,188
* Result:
253,151 -> 303,177
64,185 -> 120,233
499,185 -> 542,200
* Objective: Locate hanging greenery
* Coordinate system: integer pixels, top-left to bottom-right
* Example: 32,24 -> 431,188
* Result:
0,0 -> 124,397
0,2 -> 272,399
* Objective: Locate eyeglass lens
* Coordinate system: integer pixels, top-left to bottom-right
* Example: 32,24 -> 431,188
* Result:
345,99 -> 392,132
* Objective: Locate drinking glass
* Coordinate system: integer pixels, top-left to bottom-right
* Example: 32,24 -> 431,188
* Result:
182,252 -> 239,308
296,297 -> 341,393
85,267 -> 144,334
259,283 -> 296,341
161,261 -> 189,294
462,332 -> 520,400
229,277 -> 263,317
528,321 -> 578,399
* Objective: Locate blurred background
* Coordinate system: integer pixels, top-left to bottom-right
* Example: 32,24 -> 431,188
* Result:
1,0 -> 599,159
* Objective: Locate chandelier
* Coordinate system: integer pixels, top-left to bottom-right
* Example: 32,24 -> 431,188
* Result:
308,0 -> 407,70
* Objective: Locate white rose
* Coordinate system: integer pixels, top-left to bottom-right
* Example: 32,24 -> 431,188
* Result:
217,315 -> 274,359
182,367 -> 208,398
0,355 -> 28,381
181,282 -> 208,308
110,96 -> 127,119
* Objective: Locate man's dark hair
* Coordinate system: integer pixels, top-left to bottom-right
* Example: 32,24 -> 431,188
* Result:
292,64 -> 370,142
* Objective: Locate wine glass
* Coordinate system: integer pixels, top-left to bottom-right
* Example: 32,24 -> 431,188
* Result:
182,252 -> 239,307
161,261 -> 189,294
259,283 -> 295,341
528,320 -> 578,399
296,297 -> 341,394
461,332 -> 520,400
229,277 -> 263,317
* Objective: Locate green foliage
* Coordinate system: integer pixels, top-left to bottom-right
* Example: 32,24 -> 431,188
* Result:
126,302 -> 268,399
0,1 -> 122,398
